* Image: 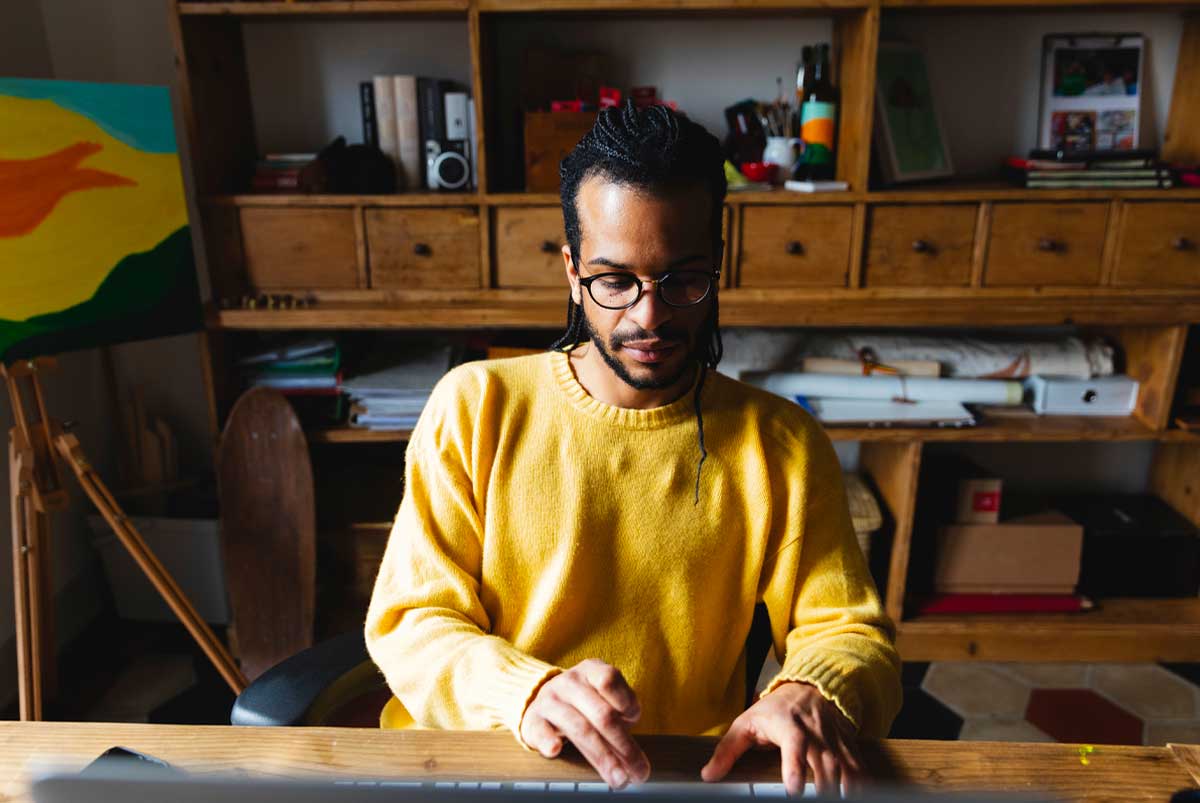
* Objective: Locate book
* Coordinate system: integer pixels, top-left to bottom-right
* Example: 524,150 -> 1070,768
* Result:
784,180 -> 849,193
373,75 -> 401,186
912,593 -> 1094,615
359,81 -> 377,148
417,77 -> 449,190
1026,168 -> 1169,180
1026,178 -> 1173,189
393,75 -> 421,191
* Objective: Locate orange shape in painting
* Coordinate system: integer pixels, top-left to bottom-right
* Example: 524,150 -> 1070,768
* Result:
0,141 -> 136,238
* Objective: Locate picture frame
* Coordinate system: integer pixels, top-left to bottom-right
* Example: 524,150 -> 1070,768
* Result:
873,41 -> 954,185
1038,33 -> 1144,153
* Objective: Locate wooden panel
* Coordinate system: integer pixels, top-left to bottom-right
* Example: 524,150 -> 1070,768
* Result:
898,598 -> 1200,663
198,202 -> 246,300
860,441 -> 922,623
1151,442 -> 1200,528
738,206 -> 853,288
493,206 -> 566,288
985,203 -> 1107,287
1170,743 -> 1200,787
864,204 -> 976,287
1163,15 -> 1200,164
173,17 -> 256,195
0,722 -> 1195,803
1113,202 -> 1200,287
832,7 -> 880,190
1099,324 -> 1187,431
366,208 -> 481,290
217,389 -> 315,681
240,207 -> 360,290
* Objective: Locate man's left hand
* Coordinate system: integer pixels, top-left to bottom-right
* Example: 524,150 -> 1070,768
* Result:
700,681 -> 863,797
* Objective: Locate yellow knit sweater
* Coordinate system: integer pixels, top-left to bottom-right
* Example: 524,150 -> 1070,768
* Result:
364,351 -> 901,742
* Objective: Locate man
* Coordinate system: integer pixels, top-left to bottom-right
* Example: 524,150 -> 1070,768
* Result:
365,102 -> 901,796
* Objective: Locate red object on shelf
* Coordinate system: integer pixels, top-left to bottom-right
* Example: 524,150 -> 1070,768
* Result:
740,162 -> 773,182
599,86 -> 622,109
912,593 -> 1094,615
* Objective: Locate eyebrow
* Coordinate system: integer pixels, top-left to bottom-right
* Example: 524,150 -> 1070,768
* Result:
586,254 -> 710,272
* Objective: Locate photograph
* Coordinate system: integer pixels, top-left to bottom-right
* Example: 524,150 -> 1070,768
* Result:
1039,34 -> 1144,152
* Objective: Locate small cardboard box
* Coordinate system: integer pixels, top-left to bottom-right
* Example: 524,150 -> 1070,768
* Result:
934,511 -> 1083,593
524,111 -> 597,192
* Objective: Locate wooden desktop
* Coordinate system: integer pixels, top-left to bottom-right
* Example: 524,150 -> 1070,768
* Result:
0,722 -> 1195,803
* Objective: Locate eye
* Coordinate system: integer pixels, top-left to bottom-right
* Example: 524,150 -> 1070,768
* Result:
597,275 -> 637,290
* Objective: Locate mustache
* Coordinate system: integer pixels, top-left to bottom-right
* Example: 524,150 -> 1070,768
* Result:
609,326 -> 688,347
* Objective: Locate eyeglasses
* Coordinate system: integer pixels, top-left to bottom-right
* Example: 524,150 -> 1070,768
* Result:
577,269 -> 720,310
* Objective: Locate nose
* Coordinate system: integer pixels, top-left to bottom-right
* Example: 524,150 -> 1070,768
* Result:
625,279 -> 673,332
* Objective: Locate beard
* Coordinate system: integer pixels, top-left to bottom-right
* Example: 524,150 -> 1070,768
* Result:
580,310 -> 700,391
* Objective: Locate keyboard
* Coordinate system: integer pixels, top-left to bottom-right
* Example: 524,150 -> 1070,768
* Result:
333,780 -> 822,798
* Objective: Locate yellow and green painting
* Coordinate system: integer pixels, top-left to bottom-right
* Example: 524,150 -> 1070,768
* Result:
0,78 -> 201,362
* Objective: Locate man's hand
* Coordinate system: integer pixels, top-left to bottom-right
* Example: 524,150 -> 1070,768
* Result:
701,681 -> 863,797
519,659 -> 651,790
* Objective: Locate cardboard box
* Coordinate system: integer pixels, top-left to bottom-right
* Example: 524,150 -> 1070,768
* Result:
524,111 -> 597,192
934,511 -> 1083,593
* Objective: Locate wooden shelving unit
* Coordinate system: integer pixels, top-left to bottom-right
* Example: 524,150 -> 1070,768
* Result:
171,0 -> 1200,663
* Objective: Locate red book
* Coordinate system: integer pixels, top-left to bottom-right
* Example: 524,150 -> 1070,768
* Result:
913,593 -> 1094,616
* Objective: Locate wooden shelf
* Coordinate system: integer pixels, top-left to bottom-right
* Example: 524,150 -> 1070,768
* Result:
827,416 -> 1195,443
178,1 -> 468,16
307,427 -> 413,443
210,290 -> 1200,329
867,182 -> 1200,204
897,597 -> 1200,662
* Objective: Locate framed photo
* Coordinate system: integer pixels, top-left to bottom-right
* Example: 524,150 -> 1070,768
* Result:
873,42 -> 954,184
1038,34 -> 1144,153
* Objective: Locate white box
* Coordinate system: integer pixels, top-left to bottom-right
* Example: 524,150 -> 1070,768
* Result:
1024,375 -> 1139,416
88,516 -> 230,624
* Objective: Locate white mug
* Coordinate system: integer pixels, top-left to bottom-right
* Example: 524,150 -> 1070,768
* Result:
762,136 -> 802,184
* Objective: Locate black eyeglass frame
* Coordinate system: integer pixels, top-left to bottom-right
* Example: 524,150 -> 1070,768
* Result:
576,269 -> 722,310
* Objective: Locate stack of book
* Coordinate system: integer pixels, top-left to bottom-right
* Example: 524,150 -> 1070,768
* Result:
251,152 -> 326,193
1005,149 -> 1172,189
343,345 -> 454,431
239,339 -> 343,425
361,75 -> 475,192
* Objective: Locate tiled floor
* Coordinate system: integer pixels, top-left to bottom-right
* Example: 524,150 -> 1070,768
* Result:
893,661 -> 1200,745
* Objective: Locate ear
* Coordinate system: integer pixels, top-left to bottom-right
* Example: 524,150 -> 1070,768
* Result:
562,244 -> 582,305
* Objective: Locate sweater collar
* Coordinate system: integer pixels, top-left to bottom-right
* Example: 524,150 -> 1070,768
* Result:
549,350 -> 703,430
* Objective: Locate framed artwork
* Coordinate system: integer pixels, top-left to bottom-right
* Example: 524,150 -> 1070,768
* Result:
873,42 -> 954,184
0,78 -> 201,362
1038,34 -> 1144,153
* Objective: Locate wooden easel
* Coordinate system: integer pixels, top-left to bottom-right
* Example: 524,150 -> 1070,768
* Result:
3,358 -> 246,720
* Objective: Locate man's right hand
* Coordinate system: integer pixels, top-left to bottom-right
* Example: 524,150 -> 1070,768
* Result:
519,659 -> 651,790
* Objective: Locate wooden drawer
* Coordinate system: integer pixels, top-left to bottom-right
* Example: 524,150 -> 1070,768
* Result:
1113,202 -> 1200,287
738,205 -> 852,288
240,207 -> 360,290
864,204 -> 976,287
366,208 -> 481,290
494,206 -> 565,288
985,202 -> 1107,287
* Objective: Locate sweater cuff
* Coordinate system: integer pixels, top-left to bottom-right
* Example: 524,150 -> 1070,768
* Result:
488,650 -> 563,750
760,653 -> 863,733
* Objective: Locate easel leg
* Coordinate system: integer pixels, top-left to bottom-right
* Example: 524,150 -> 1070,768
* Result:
35,510 -> 56,699
9,438 -> 42,720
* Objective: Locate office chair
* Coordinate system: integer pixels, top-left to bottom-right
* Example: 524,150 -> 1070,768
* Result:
231,605 -> 774,728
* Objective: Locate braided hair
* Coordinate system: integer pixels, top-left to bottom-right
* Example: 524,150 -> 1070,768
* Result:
549,101 -> 727,503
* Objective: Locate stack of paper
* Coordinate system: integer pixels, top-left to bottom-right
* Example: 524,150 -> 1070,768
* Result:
343,345 -> 454,431
240,339 -> 341,394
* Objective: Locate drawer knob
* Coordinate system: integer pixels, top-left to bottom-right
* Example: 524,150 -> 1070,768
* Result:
1173,237 -> 1194,252
540,240 -> 557,254
911,239 -> 933,254
413,243 -> 432,257
1037,238 -> 1063,253
786,241 -> 804,256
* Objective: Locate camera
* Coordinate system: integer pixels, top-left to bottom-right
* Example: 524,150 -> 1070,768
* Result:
425,91 -> 472,191
425,139 -> 470,191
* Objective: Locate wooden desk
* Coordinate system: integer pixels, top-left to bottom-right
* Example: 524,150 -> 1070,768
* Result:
0,722 -> 1194,803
